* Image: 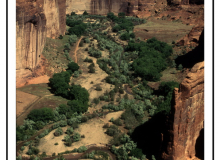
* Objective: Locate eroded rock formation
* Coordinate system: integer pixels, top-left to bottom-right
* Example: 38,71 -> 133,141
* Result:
16,0 -> 66,87
161,61 -> 204,160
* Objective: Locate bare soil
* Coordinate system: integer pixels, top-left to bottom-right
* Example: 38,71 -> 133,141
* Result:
16,90 -> 39,118
37,111 -> 124,155
134,19 -> 193,44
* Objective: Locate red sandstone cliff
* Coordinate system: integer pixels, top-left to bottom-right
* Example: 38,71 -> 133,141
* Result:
16,0 -> 66,87
161,61 -> 204,160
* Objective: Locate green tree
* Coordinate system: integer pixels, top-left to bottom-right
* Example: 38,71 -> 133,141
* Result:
27,108 -> 54,122
118,12 -> 126,18
49,71 -> 71,97
83,11 -> 88,15
67,100 -> 88,113
68,85 -> 89,104
69,35 -> 78,45
67,62 -> 79,74
54,127 -> 63,136
73,132 -> 81,142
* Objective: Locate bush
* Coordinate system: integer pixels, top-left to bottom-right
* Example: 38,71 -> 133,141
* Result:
178,64 -> 183,70
54,127 -> 63,136
64,43 -> 70,51
83,11 -> 88,15
69,35 -> 78,45
118,12 -> 125,18
77,146 -> 87,153
27,108 -> 54,122
66,127 -> 74,135
64,135 -> 72,146
68,85 -> 89,104
93,98 -> 100,104
84,38 -> 90,43
73,132 -> 81,142
68,23 -> 87,36
67,62 -> 79,74
49,71 -> 71,97
95,85 -> 102,91
84,57 -> 93,63
74,71 -> 80,78
88,47 -> 102,58
54,143 -> 58,145
58,35 -> 63,39
67,100 -> 88,114
106,125 -> 121,136
58,104 -> 70,115
113,119 -> 123,126
119,88 -> 124,94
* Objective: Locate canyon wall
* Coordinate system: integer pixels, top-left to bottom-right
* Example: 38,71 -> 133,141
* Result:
66,0 -> 131,15
161,61 -> 204,160
16,0 -> 66,87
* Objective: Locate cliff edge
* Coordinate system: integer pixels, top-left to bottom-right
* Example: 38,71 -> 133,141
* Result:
16,0 -> 66,87
161,61 -> 204,160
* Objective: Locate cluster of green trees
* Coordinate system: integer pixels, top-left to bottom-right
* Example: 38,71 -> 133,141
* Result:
128,37 -> 173,81
66,14 -> 87,36
88,47 -> 102,58
111,134 -> 146,160
120,32 -> 135,40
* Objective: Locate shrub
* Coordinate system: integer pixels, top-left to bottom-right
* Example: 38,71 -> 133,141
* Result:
64,135 -> 72,146
58,104 -> 70,115
54,143 -> 58,145
84,38 -> 90,43
84,57 -> 93,63
68,23 -> 87,36
64,43 -> 70,51
49,71 -> 71,97
119,88 -> 124,94
118,12 -> 125,18
93,98 -> 100,104
27,108 -> 54,122
69,35 -> 78,45
88,47 -> 102,58
88,67 -> 95,73
74,71 -> 80,78
66,127 -> 74,135
178,64 -> 183,70
58,35 -> 63,39
67,100 -> 88,114
77,146 -> 87,153
54,127 -> 63,136
95,85 -> 102,91
68,85 -> 89,104
73,133 -> 81,142
81,116 -> 88,123
113,119 -> 123,126
83,11 -> 88,15
67,62 -> 79,74
106,125 -> 121,136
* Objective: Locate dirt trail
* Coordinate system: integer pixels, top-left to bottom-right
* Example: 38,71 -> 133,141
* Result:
73,36 -> 84,63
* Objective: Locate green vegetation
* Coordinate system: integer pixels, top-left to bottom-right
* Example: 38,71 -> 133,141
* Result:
27,108 -> 54,122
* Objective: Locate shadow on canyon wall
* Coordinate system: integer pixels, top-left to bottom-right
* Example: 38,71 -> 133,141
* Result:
175,29 -> 204,68
131,112 -> 168,160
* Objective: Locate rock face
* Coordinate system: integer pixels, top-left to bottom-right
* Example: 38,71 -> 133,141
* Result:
66,0 -> 131,15
16,0 -> 66,87
161,61 -> 204,160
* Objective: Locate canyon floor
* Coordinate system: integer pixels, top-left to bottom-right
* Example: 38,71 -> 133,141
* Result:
16,14 -> 202,160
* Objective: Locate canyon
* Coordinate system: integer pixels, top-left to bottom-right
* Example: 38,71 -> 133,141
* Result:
16,0 -> 204,87
16,0 -> 204,159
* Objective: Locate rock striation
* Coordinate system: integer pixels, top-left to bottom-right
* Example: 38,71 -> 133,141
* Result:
16,0 -> 66,87
161,61 -> 204,160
